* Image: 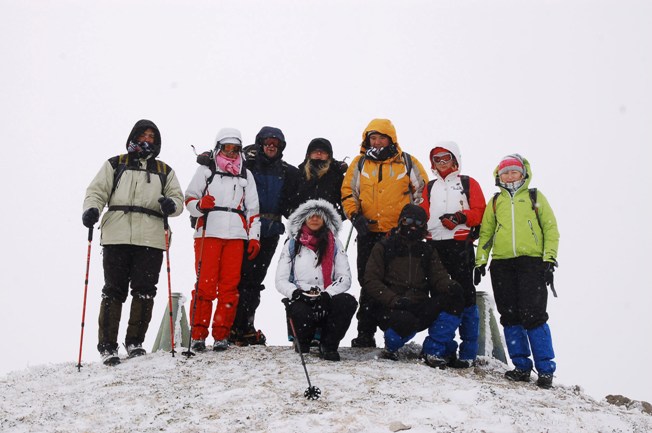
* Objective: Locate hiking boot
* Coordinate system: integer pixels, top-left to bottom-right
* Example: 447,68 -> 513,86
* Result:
294,340 -> 310,354
505,368 -> 531,382
126,343 -> 146,358
191,339 -> 206,352
424,354 -> 447,369
447,353 -> 473,369
213,339 -> 229,351
351,333 -> 376,348
229,329 -> 267,347
380,348 -> 399,361
101,349 -> 120,366
319,345 -> 341,362
537,374 -> 553,389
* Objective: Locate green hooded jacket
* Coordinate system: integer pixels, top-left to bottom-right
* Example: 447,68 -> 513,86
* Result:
475,156 -> 559,266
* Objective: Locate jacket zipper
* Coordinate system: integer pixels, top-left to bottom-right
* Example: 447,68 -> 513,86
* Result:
528,220 -> 539,245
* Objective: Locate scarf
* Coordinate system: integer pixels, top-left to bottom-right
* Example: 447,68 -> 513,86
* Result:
299,224 -> 335,288
365,144 -> 398,162
215,152 -> 242,176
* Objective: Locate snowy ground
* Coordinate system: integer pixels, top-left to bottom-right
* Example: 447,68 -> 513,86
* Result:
1,344 -> 650,433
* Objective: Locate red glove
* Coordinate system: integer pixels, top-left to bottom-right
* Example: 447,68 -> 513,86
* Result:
440,211 -> 467,230
247,239 -> 260,260
197,195 -> 215,211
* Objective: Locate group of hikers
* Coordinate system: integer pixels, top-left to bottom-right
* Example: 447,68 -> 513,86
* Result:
82,117 -> 560,389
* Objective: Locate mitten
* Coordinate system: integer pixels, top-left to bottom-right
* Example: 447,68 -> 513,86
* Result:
352,213 -> 370,236
473,265 -> 486,286
440,211 -> 466,230
291,289 -> 303,301
158,197 -> 177,216
82,208 -> 99,228
197,195 -> 215,211
247,239 -> 261,260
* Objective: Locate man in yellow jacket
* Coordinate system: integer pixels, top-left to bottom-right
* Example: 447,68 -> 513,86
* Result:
341,118 -> 428,347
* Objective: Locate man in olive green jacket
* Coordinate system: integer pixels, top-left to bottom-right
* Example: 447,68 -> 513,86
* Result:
474,154 -> 559,389
82,119 -> 184,366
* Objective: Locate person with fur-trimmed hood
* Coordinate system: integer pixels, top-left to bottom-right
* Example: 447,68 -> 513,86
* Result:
364,204 -> 464,367
420,141 -> 486,368
82,119 -> 184,366
293,137 -> 347,219
341,118 -> 429,348
475,154 -> 559,389
184,127 -> 261,353
276,199 -> 357,361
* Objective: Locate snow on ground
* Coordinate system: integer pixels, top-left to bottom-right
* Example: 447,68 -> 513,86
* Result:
1,344 -> 650,433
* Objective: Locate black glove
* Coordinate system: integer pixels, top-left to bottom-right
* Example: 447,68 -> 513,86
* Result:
473,265 -> 486,286
544,260 -> 557,287
82,208 -> 100,228
314,292 -> 332,321
352,213 -> 370,236
291,289 -> 303,302
158,197 -> 176,216
392,297 -> 414,310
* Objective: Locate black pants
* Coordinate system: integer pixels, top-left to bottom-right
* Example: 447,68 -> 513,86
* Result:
490,256 -> 549,330
102,244 -> 163,302
355,231 -> 387,335
429,239 -> 476,307
287,293 -> 358,350
232,235 -> 280,333
372,297 -> 444,338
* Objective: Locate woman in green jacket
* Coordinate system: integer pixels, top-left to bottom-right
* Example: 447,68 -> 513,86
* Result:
474,154 -> 559,389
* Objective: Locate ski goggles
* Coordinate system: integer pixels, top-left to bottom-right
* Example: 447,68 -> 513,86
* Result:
400,217 -> 426,227
263,138 -> 281,148
221,144 -> 241,153
432,153 -> 453,164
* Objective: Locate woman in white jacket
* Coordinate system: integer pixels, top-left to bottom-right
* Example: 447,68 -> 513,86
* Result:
276,199 -> 357,361
184,128 -> 261,352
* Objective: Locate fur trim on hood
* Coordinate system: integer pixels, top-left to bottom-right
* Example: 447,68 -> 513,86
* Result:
287,199 -> 342,237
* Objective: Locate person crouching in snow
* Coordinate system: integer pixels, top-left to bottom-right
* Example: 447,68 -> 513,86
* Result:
363,204 -> 464,367
420,142 -> 486,368
474,154 -> 559,389
184,128 -> 261,352
276,199 -> 357,361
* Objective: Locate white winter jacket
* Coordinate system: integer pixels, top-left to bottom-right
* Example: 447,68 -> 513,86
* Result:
185,165 -> 260,241
275,199 -> 352,298
275,237 -> 352,298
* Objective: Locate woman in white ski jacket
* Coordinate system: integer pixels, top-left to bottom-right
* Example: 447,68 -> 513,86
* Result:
276,199 -> 357,361
184,128 -> 261,352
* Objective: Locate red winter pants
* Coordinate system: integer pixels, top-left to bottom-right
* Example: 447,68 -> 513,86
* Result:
190,237 -> 244,341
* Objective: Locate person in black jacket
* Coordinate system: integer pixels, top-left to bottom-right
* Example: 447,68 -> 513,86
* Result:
293,138 -> 347,219
229,126 -> 300,346
364,204 -> 464,367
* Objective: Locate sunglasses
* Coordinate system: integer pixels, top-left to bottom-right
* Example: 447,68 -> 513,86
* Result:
400,217 -> 425,227
432,153 -> 453,164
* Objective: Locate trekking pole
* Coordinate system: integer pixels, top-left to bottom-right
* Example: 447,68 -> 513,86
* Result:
163,217 -> 176,357
76,226 -> 94,372
285,300 -> 321,400
182,213 -> 208,357
344,223 -> 354,252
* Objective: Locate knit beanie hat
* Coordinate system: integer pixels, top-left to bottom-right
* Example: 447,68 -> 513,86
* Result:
398,204 -> 427,225
498,154 -> 525,176
306,138 -> 333,158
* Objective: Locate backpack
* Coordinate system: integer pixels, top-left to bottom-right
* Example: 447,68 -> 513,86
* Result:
107,154 -> 169,218
426,175 -> 480,240
190,150 -> 248,228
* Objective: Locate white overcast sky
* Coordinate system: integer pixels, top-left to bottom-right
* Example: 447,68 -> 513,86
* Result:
1,1 -> 651,402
